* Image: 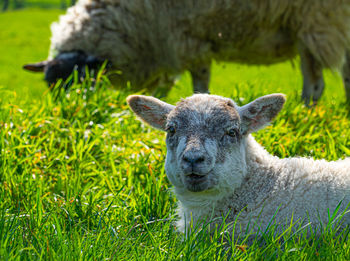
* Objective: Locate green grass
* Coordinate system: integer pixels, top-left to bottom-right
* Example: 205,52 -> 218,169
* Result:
2,0 -> 69,10
0,8 -> 63,99
1,9 -> 350,260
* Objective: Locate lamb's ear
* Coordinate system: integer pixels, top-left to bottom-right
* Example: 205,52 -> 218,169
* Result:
23,61 -> 48,72
127,95 -> 175,131
239,94 -> 286,134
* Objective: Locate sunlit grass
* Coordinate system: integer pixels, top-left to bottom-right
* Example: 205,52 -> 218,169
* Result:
1,8 -> 350,260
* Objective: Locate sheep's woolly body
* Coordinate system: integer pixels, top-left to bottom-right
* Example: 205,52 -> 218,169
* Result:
50,0 -> 350,88
176,135 -> 350,233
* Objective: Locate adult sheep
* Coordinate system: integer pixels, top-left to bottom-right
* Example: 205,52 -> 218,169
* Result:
24,0 -> 350,104
127,93 -> 350,235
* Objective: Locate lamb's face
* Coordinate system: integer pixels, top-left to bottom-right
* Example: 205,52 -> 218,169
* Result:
127,93 -> 285,194
164,95 -> 247,193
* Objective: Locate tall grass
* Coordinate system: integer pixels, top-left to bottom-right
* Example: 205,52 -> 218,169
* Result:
1,8 -> 350,260
1,71 -> 350,259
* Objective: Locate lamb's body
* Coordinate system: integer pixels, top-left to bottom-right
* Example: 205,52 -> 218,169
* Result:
127,93 -> 350,236
44,0 -> 350,102
177,135 -> 350,233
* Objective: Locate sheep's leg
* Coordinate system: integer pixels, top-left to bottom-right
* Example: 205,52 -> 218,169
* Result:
298,45 -> 325,106
190,64 -> 211,93
341,51 -> 350,103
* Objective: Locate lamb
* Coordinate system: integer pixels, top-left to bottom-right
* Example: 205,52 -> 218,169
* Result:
23,0 -> 350,104
127,93 -> 350,235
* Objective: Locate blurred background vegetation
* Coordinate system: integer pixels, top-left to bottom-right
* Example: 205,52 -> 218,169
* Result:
0,3 -> 65,99
1,0 -> 75,10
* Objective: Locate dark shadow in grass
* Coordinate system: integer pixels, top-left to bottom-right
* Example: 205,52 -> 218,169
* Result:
340,101 -> 350,119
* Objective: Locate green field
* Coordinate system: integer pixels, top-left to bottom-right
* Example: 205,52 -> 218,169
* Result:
0,8 -> 63,99
1,9 -> 350,260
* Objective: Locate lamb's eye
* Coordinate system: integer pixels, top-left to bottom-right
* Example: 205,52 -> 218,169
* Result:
226,128 -> 238,138
166,125 -> 176,136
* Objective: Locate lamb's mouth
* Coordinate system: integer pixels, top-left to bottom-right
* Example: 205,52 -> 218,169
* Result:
187,174 -> 206,180
185,174 -> 208,192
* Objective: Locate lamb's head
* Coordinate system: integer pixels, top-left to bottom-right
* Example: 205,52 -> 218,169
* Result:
127,93 -> 285,195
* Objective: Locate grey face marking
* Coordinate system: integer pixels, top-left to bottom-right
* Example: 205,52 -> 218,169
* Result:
164,94 -> 243,193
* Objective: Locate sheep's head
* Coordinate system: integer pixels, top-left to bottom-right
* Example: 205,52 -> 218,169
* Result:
127,94 -> 285,195
23,50 -> 173,94
23,51 -> 109,88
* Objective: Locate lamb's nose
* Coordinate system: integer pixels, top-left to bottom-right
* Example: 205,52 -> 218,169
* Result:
182,153 -> 205,166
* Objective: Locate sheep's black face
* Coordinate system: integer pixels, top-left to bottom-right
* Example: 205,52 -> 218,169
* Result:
44,51 -> 102,87
23,50 -> 110,89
